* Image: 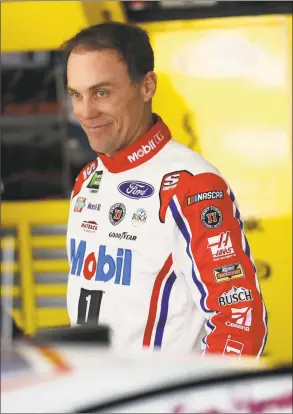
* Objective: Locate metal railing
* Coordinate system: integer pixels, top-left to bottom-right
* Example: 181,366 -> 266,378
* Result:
1,200 -> 70,335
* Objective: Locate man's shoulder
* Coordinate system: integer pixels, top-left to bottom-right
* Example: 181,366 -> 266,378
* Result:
160,138 -> 220,177
71,158 -> 99,199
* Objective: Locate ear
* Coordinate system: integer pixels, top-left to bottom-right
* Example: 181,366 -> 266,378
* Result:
141,71 -> 157,102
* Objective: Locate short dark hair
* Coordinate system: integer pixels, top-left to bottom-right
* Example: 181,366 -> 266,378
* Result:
62,21 -> 154,83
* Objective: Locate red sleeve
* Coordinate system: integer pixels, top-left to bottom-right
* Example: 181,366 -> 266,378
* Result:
169,172 -> 268,358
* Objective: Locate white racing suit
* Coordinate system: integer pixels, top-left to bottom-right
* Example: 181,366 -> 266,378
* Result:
66,115 -> 268,356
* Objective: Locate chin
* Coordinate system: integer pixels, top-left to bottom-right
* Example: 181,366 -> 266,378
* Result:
87,137 -> 104,152
88,142 -> 111,155
89,144 -> 105,153
89,137 -> 117,155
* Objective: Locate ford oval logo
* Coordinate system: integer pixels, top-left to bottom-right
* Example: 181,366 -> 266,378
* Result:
118,181 -> 154,200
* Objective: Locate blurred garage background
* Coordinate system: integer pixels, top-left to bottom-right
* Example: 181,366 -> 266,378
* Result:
1,0 -> 292,365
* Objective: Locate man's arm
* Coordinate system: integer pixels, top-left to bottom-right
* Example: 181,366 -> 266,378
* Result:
165,171 -> 268,357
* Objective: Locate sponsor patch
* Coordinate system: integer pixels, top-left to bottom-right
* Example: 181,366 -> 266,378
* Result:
225,307 -> 252,332
162,173 -> 180,191
109,203 -> 126,226
118,181 -> 154,200
223,337 -> 244,358
131,208 -> 147,227
74,197 -> 86,212
87,202 -> 101,211
109,232 -> 137,241
201,206 -> 222,228
127,131 -> 164,163
214,262 -> 244,283
81,220 -> 98,233
207,231 -> 236,261
82,161 -> 98,181
218,285 -> 253,306
87,171 -> 103,192
72,160 -> 98,199
187,190 -> 224,205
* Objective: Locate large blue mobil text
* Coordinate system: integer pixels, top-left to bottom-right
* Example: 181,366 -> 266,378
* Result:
70,239 -> 132,286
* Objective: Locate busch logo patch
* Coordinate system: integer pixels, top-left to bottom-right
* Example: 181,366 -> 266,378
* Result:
131,208 -> 147,226
218,286 -> 253,306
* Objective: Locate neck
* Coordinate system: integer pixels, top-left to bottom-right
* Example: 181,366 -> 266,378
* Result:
105,111 -> 155,157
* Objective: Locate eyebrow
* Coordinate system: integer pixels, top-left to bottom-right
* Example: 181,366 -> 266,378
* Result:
67,82 -> 113,93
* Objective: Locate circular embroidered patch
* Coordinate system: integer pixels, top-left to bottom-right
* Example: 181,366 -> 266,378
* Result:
200,206 -> 223,229
109,203 -> 126,226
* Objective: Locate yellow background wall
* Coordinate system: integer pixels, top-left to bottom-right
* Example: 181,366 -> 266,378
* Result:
145,15 -> 292,363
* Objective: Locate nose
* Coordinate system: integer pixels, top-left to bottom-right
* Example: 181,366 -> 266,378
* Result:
77,98 -> 102,121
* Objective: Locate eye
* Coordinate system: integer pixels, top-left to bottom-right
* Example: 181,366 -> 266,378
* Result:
96,90 -> 107,97
68,91 -> 81,98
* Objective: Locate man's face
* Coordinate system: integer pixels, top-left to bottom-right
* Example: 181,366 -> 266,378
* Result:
67,49 -> 155,155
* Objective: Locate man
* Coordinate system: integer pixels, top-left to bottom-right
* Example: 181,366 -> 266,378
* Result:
63,22 -> 268,356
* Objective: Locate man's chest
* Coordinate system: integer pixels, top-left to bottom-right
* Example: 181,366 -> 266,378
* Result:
70,168 -> 165,236
67,168 -> 174,284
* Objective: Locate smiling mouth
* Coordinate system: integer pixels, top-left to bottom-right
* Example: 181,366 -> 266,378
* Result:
85,123 -> 111,130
